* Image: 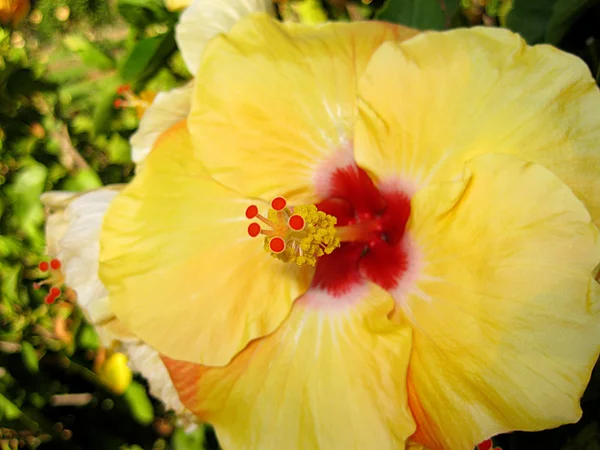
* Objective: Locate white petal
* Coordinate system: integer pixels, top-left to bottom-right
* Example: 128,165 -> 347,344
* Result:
57,187 -> 122,315
176,0 -> 274,74
41,191 -> 79,256
130,82 -> 194,170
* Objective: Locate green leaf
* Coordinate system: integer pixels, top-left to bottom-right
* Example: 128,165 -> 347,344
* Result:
0,393 -> 22,421
20,341 -> 39,374
0,264 -> 20,308
77,324 -> 100,350
117,0 -> 175,28
546,0 -> 600,44
122,381 -> 154,425
0,235 -> 24,258
5,161 -> 47,243
61,168 -> 103,192
171,426 -> 205,450
63,35 -> 116,71
505,0 -> 559,44
119,31 -> 177,84
92,77 -> 122,136
376,0 -> 459,29
107,133 -> 132,164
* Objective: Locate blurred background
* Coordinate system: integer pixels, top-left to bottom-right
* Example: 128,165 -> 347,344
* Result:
0,0 -> 599,449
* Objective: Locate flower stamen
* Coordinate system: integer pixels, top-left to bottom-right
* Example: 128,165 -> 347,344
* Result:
246,197 -> 340,266
34,258 -> 65,304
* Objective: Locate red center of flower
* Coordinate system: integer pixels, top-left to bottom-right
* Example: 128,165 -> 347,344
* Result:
313,165 -> 411,296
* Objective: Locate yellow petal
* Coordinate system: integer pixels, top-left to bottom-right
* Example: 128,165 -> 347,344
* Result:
189,14 -> 417,203
163,285 -> 415,450
175,0 -> 274,74
99,122 -> 312,366
399,154 -> 600,449
356,27 -> 600,226
130,82 -> 194,171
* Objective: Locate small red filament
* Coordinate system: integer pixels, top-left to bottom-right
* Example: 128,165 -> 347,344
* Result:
288,214 -> 305,231
248,223 -> 261,237
269,237 -> 286,253
39,261 -> 49,271
271,197 -> 287,211
245,205 -> 259,219
50,259 -> 61,270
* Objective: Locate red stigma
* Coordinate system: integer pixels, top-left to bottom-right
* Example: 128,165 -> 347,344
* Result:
49,286 -> 61,297
44,294 -> 56,305
50,259 -> 61,270
245,205 -> 258,219
288,214 -> 305,231
39,261 -> 49,271
269,237 -> 285,253
271,197 -> 287,211
248,223 -> 261,238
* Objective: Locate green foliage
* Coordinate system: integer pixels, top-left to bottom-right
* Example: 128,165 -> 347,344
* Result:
375,0 -> 460,29
506,0 -> 599,44
120,31 -> 177,84
118,0 -> 178,29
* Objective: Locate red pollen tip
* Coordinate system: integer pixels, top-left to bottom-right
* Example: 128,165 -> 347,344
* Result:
271,197 -> 287,211
44,294 -> 56,305
269,237 -> 286,254
33,282 -> 41,290
116,84 -> 131,95
288,214 -> 305,231
245,205 -> 259,219
247,223 -> 261,238
50,286 -> 61,297
113,99 -> 124,109
50,259 -> 61,270
39,261 -> 49,271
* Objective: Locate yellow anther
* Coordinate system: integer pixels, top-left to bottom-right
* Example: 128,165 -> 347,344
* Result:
262,204 -> 340,266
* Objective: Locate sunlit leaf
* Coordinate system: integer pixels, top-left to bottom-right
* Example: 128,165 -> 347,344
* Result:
21,341 -> 40,374
122,381 -> 154,425
0,393 -> 22,421
61,168 -> 103,191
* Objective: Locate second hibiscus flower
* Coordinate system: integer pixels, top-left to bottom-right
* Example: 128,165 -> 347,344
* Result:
96,9 -> 599,450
